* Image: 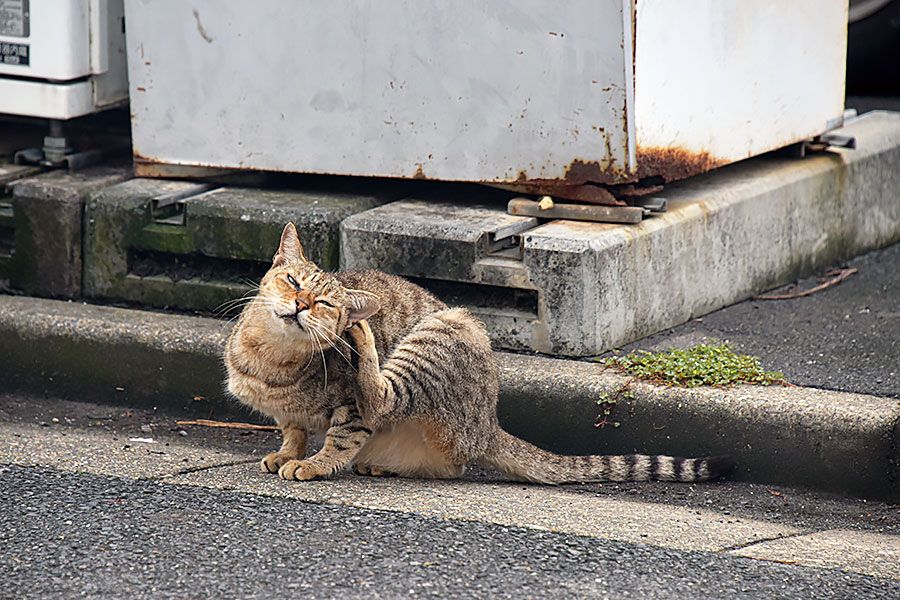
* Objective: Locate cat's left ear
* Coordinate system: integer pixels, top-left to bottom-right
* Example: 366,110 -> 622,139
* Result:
273,222 -> 308,266
345,289 -> 380,327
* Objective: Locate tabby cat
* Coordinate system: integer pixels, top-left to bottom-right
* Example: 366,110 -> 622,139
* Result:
224,222 -> 733,484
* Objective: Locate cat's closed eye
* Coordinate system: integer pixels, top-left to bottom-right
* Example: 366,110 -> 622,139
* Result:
318,299 -> 335,308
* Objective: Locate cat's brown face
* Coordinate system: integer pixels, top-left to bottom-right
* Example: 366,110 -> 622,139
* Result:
254,223 -> 379,347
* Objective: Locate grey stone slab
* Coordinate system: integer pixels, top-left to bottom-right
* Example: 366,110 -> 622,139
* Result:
341,198 -> 536,282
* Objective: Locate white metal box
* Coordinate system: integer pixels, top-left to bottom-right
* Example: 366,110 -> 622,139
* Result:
124,0 -> 848,189
0,0 -> 129,119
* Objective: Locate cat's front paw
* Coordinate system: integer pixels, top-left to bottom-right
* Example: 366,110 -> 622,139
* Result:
278,459 -> 322,481
261,451 -> 301,474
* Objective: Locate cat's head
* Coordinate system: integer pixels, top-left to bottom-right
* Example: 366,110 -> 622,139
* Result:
254,223 -> 379,343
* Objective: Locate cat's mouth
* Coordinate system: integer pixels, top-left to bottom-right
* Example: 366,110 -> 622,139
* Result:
276,311 -> 304,329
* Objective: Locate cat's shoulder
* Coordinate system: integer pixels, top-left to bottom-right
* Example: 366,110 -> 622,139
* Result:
335,269 -> 408,290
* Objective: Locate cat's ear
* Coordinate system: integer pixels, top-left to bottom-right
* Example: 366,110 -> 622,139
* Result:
273,222 -> 307,266
345,289 -> 380,327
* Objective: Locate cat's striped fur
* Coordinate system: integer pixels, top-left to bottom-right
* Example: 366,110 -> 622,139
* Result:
224,223 -> 733,484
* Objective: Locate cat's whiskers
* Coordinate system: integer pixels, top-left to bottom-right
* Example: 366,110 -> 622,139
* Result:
306,321 -> 329,392
214,290 -> 259,315
314,327 -> 357,371
307,315 -> 356,372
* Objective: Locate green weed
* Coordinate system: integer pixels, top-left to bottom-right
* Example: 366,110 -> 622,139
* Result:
599,343 -> 786,388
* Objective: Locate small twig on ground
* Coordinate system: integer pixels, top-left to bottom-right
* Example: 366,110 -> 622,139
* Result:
766,488 -> 787,501
176,419 -> 279,432
752,268 -> 857,301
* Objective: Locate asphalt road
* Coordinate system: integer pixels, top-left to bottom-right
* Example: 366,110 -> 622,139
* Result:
3,464 -> 898,600
2,394 -> 899,599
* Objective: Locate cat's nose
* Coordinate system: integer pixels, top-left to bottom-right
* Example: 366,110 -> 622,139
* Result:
295,290 -> 314,311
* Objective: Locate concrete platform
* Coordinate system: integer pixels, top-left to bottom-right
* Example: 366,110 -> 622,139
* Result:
341,111 -> 900,356
1,294 -> 896,500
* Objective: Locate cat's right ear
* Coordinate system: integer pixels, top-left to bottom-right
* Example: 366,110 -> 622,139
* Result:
345,290 -> 380,327
273,222 -> 307,266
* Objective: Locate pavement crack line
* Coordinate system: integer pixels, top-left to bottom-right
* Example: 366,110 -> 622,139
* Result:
139,458 -> 259,481
717,530 -> 815,554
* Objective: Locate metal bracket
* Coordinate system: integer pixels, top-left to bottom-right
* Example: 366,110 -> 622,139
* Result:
633,197 -> 668,213
13,119 -> 122,170
149,184 -> 215,226
789,134 -> 857,158
484,217 -> 539,260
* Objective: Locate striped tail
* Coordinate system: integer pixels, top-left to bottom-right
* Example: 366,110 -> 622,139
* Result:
480,429 -> 734,485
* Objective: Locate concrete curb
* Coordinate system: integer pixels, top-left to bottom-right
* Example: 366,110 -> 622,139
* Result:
2,294 -> 897,500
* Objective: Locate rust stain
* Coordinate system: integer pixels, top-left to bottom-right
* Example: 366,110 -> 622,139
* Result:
635,146 -> 726,182
562,159 -> 621,185
412,164 -> 427,180
492,180 -> 623,206
607,183 -> 664,198
531,182 -> 620,205
132,154 -> 233,179
492,143 -> 726,203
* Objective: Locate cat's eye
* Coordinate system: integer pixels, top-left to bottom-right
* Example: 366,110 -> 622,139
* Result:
286,274 -> 299,288
318,299 -> 335,308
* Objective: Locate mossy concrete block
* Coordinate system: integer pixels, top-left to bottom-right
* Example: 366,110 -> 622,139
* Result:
340,111 -> 900,356
0,162 -> 43,285
7,164 -> 132,298
84,179 -> 390,313
186,186 -> 386,268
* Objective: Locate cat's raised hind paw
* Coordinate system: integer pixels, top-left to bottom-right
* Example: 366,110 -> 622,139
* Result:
347,320 -> 375,352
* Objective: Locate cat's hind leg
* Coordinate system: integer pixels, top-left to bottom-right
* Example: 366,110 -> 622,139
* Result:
347,319 -> 393,428
353,421 -> 466,480
279,401 -> 372,481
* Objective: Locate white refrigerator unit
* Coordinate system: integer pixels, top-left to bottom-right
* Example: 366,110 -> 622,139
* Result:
123,0 -> 848,195
0,0 -> 128,120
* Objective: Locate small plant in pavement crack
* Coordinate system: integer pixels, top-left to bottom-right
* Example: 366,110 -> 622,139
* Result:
595,381 -> 634,429
598,343 -> 786,388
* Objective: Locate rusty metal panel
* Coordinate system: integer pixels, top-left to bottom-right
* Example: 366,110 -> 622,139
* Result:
124,0 -> 635,184
633,0 -> 848,181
